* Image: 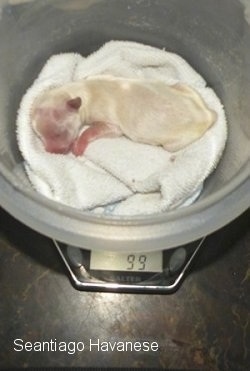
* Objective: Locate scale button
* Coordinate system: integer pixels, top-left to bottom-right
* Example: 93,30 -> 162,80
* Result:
169,247 -> 187,273
66,246 -> 83,268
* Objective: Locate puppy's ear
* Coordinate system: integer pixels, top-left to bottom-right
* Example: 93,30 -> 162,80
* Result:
67,97 -> 82,111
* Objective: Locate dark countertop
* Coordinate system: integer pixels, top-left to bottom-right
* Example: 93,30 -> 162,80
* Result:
0,208 -> 249,370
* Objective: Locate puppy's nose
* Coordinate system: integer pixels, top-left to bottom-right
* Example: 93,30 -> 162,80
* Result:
45,141 -> 71,154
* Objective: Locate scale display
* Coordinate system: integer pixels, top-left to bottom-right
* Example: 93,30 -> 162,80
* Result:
90,251 -> 163,273
54,237 -> 205,293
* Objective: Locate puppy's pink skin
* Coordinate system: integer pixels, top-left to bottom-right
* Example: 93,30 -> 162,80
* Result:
31,94 -> 83,154
72,122 -> 122,156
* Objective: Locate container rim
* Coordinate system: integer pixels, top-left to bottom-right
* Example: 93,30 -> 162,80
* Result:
1,162 -> 249,225
0,161 -> 249,251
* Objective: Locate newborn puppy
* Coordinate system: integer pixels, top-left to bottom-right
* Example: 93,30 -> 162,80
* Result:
31,75 -> 217,155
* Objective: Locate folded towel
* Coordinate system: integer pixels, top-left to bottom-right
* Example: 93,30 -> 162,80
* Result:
16,41 -> 227,215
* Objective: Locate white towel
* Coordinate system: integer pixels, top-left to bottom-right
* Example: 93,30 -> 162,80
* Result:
16,41 -> 227,216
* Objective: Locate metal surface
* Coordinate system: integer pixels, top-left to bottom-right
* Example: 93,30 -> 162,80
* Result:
0,0 -> 249,251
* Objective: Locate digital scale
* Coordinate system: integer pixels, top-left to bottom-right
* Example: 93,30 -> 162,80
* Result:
54,236 -> 205,293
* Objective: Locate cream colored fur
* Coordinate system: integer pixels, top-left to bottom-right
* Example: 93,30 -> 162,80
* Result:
33,75 -> 217,152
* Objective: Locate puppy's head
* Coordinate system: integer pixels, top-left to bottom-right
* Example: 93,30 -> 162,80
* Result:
31,91 -> 82,154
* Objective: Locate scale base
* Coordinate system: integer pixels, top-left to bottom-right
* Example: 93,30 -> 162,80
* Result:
54,237 -> 205,294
